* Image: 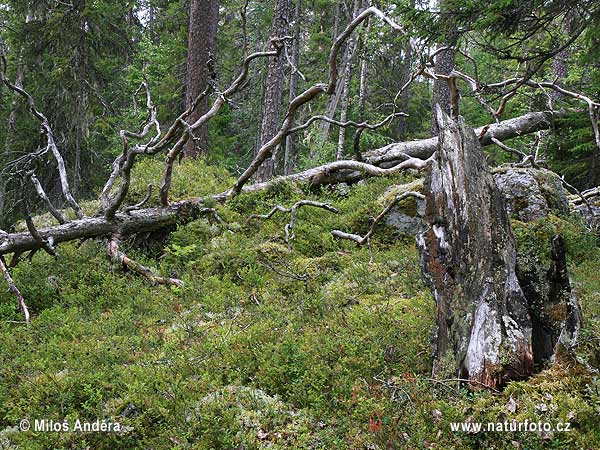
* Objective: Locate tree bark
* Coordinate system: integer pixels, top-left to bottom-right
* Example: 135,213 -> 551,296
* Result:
430,0 -> 456,136
183,0 -> 219,158
284,0 -> 302,175
254,0 -> 290,182
319,34 -> 358,145
396,40 -> 414,137
417,108 -> 534,389
336,48 -> 354,160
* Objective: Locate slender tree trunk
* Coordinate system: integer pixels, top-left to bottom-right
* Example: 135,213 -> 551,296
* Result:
418,108 -> 534,389
284,0 -> 302,175
183,0 -> 219,158
336,2 -> 369,161
1,47 -> 26,222
396,40 -> 414,137
254,0 -> 290,182
317,2 -> 356,145
336,51 -> 354,160
5,49 -> 25,137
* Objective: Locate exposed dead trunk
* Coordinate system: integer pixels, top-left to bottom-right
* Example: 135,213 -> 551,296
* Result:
417,109 -> 534,389
431,45 -> 456,135
183,0 -> 219,158
254,0 -> 290,182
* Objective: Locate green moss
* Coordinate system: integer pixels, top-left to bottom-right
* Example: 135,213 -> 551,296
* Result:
0,165 -> 598,449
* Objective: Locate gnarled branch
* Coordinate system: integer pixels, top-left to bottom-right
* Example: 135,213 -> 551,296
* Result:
107,234 -> 184,288
0,255 -> 29,323
332,191 -> 425,262
251,200 -> 339,243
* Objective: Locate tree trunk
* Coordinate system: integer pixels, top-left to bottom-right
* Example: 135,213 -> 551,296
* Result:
319,39 -> 358,146
183,0 -> 219,158
417,108 -> 534,389
336,48 -> 354,160
396,40 -> 414,137
284,0 -> 302,175
254,0 -> 291,182
430,0 -> 456,136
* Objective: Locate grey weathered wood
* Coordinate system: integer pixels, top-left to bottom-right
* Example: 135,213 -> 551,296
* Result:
417,108 -> 534,389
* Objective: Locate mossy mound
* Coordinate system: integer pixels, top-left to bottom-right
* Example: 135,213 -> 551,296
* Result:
0,165 -> 598,449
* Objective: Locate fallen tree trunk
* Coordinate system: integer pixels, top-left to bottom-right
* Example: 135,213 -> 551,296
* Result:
364,110 -> 566,165
417,108 -> 534,389
0,110 -> 567,257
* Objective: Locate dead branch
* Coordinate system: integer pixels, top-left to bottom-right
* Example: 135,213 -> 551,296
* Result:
0,255 -> 29,323
560,177 -> 596,217
364,110 -> 569,166
251,200 -> 339,243
570,186 -> 600,205
124,184 -> 154,213
25,216 -> 56,257
287,112 -> 408,135
332,191 -> 425,262
101,79 -> 160,218
29,172 -> 68,224
0,111 -> 571,258
107,234 -> 184,287
0,53 -> 84,219
231,6 -> 406,196
159,45 -> 286,205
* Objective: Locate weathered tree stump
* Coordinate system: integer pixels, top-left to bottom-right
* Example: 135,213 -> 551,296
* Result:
417,109 -> 534,389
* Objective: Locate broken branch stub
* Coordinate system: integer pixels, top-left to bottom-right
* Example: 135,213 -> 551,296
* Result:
417,107 -> 534,389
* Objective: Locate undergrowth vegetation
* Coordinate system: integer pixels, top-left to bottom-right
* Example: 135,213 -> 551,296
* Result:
0,160 -> 598,449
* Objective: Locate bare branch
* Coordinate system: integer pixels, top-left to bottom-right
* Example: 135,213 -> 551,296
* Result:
107,234 -> 184,288
332,191 -> 425,262
0,255 -> 29,323
101,80 -> 161,218
123,184 -> 154,214
490,137 -> 528,160
0,54 -> 84,219
159,46 -> 285,205
251,200 -> 339,243
288,111 -> 407,135
231,6 -> 406,196
25,216 -> 57,257
29,172 -> 68,224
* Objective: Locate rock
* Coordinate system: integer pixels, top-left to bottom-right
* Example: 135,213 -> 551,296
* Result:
381,179 -> 425,235
573,203 -> 600,229
493,167 -> 569,222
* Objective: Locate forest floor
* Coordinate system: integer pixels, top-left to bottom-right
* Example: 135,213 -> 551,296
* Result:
0,159 -> 599,449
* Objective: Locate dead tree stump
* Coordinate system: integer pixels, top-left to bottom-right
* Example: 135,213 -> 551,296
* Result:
417,109 -> 534,389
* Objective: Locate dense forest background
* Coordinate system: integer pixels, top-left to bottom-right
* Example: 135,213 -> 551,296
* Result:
0,1 -> 600,449
1,0 -> 600,228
